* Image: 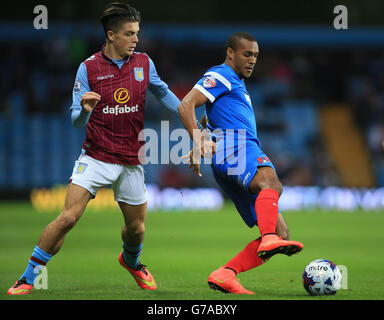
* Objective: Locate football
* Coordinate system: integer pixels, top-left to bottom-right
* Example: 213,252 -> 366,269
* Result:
302,259 -> 342,296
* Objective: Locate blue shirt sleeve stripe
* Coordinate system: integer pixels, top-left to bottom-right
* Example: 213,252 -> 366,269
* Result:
196,70 -> 230,102
70,62 -> 91,128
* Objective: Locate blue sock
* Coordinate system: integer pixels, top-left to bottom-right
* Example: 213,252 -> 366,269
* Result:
20,246 -> 52,285
122,242 -> 143,269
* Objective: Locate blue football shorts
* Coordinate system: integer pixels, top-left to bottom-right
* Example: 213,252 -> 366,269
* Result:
211,141 -> 275,228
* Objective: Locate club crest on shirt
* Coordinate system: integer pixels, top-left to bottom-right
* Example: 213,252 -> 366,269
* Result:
134,67 -> 144,82
76,162 -> 88,174
203,75 -> 217,88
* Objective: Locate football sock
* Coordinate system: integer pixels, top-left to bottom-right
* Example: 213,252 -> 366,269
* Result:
20,245 -> 52,285
224,238 -> 264,274
122,242 -> 143,269
255,188 -> 280,237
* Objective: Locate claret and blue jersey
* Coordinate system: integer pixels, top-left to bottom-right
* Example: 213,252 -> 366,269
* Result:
72,54 -> 178,114
69,46 -> 180,165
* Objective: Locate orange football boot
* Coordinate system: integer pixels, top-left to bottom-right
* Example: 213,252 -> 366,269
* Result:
118,252 -> 157,290
257,234 -> 303,260
208,267 -> 255,295
7,278 -> 33,295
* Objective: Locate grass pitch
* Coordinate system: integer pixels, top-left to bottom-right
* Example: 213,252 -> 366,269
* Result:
0,200 -> 383,300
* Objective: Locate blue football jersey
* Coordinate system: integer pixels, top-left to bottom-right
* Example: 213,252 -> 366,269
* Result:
194,63 -> 259,145
195,64 -> 276,229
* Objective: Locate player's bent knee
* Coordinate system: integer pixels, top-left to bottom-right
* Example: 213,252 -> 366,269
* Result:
272,181 -> 283,196
56,214 -> 79,232
250,167 -> 283,195
126,221 -> 145,238
250,179 -> 283,196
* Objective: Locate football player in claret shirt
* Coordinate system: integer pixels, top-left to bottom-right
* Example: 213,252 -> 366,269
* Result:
178,32 -> 304,294
7,2 -> 180,295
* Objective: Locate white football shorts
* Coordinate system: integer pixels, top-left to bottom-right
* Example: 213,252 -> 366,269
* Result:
70,154 -> 147,205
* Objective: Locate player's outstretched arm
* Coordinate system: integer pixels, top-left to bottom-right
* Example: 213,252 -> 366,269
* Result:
178,89 -> 216,176
178,89 -> 216,157
180,112 -> 210,177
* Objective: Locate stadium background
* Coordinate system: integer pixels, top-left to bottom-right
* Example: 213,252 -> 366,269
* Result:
1,0 -> 384,301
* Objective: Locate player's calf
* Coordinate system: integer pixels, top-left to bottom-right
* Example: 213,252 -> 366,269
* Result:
276,212 -> 290,240
53,213 -> 79,234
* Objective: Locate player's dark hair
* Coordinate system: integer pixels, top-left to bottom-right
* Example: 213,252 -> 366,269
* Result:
100,2 -> 141,36
226,32 -> 257,51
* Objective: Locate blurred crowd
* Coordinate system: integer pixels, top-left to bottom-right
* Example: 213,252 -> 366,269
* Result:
0,32 -> 383,190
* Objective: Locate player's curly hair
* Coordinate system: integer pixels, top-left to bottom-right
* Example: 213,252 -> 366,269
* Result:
100,2 -> 141,36
226,32 -> 257,51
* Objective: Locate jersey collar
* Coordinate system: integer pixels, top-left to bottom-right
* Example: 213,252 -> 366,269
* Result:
101,43 -> 131,65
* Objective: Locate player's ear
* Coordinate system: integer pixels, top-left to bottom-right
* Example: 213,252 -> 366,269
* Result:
106,30 -> 115,43
226,47 -> 234,60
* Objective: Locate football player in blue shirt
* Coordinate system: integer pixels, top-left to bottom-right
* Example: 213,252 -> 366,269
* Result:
178,32 -> 303,294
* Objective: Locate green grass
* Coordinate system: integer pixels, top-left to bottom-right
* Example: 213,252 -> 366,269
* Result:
1,200 -> 384,300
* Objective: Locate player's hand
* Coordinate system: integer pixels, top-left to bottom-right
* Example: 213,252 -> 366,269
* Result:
200,138 -> 216,159
192,129 -> 216,159
181,150 -> 202,177
80,91 -> 101,113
